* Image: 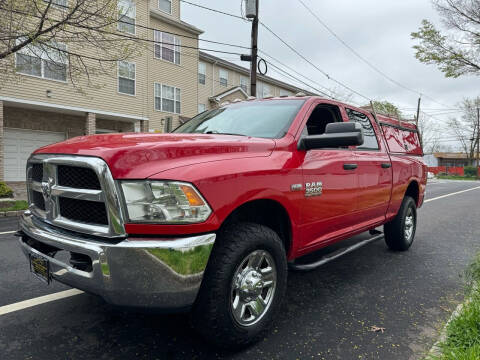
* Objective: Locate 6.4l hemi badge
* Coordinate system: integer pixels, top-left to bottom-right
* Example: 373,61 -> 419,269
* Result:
305,181 -> 323,197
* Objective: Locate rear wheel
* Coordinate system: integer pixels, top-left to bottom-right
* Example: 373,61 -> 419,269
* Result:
192,222 -> 287,348
384,196 -> 417,251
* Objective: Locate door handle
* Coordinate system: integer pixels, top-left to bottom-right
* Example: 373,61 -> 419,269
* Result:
381,163 -> 392,168
343,163 -> 358,170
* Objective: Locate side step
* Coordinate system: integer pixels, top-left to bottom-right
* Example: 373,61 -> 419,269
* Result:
289,233 -> 384,271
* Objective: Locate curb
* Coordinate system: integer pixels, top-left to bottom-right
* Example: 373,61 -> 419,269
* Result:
0,210 -> 26,217
426,284 -> 478,358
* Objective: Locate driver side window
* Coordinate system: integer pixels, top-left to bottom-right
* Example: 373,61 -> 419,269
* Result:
302,104 -> 343,136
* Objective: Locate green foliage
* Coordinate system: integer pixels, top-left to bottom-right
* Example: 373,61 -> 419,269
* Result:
0,182 -> 13,198
371,100 -> 402,117
411,2 -> 480,79
0,200 -> 28,211
431,255 -> 480,359
464,166 -> 478,178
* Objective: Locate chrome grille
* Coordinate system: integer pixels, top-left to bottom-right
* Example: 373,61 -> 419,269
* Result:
57,165 -> 101,190
26,155 -> 126,238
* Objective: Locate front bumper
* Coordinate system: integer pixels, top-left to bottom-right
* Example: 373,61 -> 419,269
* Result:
19,211 -> 216,310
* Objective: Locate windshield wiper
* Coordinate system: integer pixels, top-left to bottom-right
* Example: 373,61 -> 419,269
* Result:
205,131 -> 247,136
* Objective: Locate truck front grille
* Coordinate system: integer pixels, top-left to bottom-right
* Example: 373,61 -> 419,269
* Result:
58,165 -> 101,190
32,191 -> 45,210
26,155 -> 125,238
31,163 -> 43,182
59,197 -> 108,225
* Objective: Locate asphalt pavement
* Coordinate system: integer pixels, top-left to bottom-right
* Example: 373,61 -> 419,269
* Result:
0,180 -> 479,359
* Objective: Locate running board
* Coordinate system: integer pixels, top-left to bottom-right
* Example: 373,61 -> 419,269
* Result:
289,233 -> 384,271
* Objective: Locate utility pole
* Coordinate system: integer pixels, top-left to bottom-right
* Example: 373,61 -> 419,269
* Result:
477,107 -> 479,179
416,97 -> 423,148
241,0 -> 259,97
249,0 -> 259,97
416,97 -> 421,127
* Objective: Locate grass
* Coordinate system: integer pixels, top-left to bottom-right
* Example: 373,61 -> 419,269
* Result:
429,255 -> 480,359
148,244 -> 213,276
0,200 -> 28,212
436,175 -> 478,181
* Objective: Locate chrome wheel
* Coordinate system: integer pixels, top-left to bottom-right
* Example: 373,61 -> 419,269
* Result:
404,208 -> 415,242
230,250 -> 277,327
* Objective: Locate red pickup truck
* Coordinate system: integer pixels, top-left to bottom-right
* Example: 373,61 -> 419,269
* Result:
18,96 -> 426,347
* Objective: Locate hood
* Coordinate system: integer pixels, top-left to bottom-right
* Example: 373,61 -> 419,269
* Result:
35,133 -> 276,179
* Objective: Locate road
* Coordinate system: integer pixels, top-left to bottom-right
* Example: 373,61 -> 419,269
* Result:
0,180 -> 479,359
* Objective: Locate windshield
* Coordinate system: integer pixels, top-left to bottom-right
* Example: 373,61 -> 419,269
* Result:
173,99 -> 305,139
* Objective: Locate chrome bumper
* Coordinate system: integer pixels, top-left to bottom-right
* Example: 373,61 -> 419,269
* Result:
19,212 -> 216,310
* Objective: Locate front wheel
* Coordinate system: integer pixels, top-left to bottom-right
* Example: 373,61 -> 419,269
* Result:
384,196 -> 417,251
191,222 -> 287,348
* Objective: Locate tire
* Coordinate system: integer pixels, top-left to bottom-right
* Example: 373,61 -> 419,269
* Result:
384,196 -> 417,251
191,222 -> 288,348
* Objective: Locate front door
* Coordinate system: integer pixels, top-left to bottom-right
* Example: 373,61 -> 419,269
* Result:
298,102 -> 359,251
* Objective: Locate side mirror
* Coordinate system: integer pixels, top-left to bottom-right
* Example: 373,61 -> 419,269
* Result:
298,122 -> 364,150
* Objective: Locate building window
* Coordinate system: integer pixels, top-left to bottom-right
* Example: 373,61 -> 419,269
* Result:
240,76 -> 248,93
118,61 -> 135,95
155,83 -> 181,114
198,104 -> 206,113
280,89 -> 293,96
16,41 -> 67,82
219,68 -> 228,87
44,0 -> 68,8
159,0 -> 172,14
256,82 -> 272,98
118,0 -> 136,34
154,30 -> 180,65
262,84 -> 272,98
346,108 -> 379,150
198,62 -> 206,85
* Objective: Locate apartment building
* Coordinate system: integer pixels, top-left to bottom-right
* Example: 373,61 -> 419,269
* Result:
0,0 -> 309,183
197,52 -> 306,114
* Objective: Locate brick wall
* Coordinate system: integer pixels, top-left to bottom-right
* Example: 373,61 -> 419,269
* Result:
4,107 -> 134,138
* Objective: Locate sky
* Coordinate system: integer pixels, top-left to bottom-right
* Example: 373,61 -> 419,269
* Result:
181,0 -> 479,148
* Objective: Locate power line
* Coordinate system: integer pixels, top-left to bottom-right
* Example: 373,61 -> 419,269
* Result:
259,50 -> 336,98
0,5 -> 250,50
259,21 -> 372,102
180,0 -> 247,21
296,0 -> 455,110
265,60 -> 332,98
178,0 -> 371,102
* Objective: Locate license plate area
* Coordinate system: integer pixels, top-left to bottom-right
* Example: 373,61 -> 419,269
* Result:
30,253 -> 51,284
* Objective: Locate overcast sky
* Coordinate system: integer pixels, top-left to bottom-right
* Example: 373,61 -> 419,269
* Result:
182,0 -> 478,136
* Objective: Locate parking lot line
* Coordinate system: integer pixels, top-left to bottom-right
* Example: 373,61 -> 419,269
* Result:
0,289 -> 84,316
0,230 -> 16,235
425,185 -> 480,203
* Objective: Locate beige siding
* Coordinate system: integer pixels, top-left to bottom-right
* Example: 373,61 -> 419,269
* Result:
198,60 -> 302,109
147,16 -> 199,130
1,1 -> 150,122
150,0 -> 181,20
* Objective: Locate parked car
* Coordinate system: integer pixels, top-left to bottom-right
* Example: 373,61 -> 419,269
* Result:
18,96 -> 426,347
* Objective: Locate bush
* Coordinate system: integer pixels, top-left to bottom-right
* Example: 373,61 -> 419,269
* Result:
0,182 -> 13,198
464,166 -> 478,178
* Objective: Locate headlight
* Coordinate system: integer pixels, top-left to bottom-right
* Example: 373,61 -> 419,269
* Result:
120,181 -> 212,224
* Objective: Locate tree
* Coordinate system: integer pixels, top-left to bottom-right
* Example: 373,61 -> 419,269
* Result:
0,0 -> 142,91
446,97 -> 480,163
369,100 -> 403,118
417,112 -> 442,153
411,0 -> 480,78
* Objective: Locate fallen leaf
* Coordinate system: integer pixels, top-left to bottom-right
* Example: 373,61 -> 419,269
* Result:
369,325 -> 386,333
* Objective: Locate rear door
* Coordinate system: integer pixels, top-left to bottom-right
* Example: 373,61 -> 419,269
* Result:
345,108 -> 392,229
298,101 -> 359,250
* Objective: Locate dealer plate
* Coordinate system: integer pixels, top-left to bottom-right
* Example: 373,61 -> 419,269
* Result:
30,253 -> 50,284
